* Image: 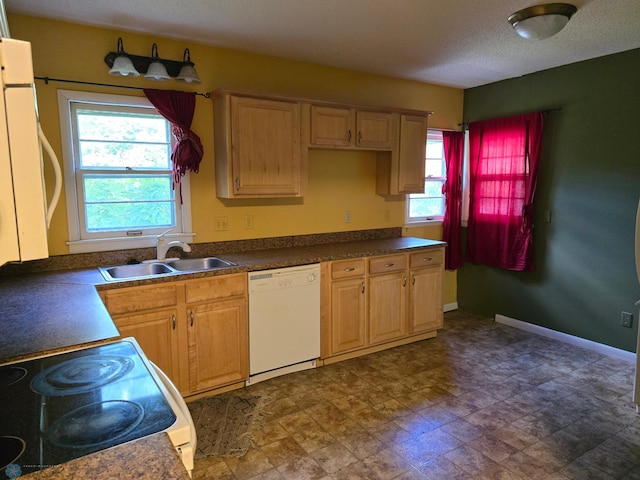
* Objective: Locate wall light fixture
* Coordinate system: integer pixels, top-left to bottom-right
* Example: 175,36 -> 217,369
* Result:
104,38 -> 201,83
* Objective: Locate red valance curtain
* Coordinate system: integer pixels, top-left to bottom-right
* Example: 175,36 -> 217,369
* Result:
467,112 -> 543,271
442,131 -> 465,270
143,89 -> 204,191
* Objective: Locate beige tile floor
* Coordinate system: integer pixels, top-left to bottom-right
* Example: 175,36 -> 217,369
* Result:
193,311 -> 640,479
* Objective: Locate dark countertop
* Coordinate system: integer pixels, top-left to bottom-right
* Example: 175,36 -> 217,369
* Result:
0,235 -> 445,364
21,433 -> 189,479
92,235 -> 446,290
0,272 -> 119,364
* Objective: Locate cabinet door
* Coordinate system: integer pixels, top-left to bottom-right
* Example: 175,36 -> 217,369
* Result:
356,111 -> 394,150
310,105 -> 354,147
231,96 -> 300,196
368,271 -> 407,345
113,308 -> 179,385
330,277 -> 366,354
397,114 -> 428,193
409,267 -> 443,333
187,298 -> 248,393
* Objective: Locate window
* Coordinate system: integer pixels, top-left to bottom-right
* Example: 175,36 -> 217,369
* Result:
406,130 -> 446,224
58,90 -> 193,253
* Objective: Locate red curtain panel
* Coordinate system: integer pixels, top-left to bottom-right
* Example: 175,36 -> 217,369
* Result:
143,89 -> 204,190
467,112 -> 543,271
442,130 -> 465,270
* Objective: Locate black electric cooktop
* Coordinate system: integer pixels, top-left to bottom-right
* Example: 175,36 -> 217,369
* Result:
0,340 -> 176,477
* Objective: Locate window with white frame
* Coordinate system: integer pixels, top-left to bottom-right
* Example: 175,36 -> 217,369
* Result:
58,90 -> 193,253
406,130 -> 446,224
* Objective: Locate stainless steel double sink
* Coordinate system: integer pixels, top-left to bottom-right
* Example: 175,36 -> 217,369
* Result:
99,257 -> 236,281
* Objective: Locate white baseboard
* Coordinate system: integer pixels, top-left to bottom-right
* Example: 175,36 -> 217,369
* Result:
444,302 -> 458,312
495,314 -> 635,363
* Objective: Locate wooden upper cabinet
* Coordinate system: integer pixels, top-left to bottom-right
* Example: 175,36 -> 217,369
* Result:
397,114 -> 428,193
356,111 -> 395,150
376,113 -> 429,195
213,92 -> 302,198
309,105 -> 354,147
309,105 -> 395,150
212,89 -> 431,199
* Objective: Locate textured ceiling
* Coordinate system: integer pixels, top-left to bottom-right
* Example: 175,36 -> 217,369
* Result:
5,0 -> 640,89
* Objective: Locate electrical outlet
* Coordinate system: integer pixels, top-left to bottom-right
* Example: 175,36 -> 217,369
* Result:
214,216 -> 228,231
621,311 -> 633,328
345,211 -> 352,223
245,215 -> 254,229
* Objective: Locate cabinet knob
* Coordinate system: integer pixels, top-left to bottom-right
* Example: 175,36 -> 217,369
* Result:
348,130 -> 352,142
235,177 -> 240,191
345,267 -> 356,272
361,281 -> 365,294
190,311 -> 194,327
172,314 -> 176,330
385,263 -> 394,267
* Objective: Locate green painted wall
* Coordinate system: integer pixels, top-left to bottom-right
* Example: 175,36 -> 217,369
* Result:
459,48 -> 640,352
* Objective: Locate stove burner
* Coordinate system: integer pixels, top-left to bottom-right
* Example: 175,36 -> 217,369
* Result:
0,436 -> 25,469
0,366 -> 27,387
47,400 -> 144,448
31,355 -> 134,396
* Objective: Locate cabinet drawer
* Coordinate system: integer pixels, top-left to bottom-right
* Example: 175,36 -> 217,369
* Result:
369,254 -> 406,274
103,284 -> 178,316
331,259 -> 365,279
409,249 -> 444,269
185,273 -> 247,304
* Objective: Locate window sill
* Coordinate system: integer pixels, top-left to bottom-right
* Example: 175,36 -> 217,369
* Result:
67,233 -> 195,254
404,220 -> 443,228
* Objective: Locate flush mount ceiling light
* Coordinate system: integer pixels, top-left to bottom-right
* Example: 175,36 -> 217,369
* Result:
508,3 -> 577,40
104,37 -> 201,82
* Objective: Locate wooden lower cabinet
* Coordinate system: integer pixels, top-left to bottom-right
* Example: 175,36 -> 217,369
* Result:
409,249 -> 444,333
330,276 -> 366,354
322,247 -> 444,362
101,273 -> 248,397
187,297 -> 248,393
112,308 -> 179,385
410,267 -> 443,333
325,259 -> 366,355
368,271 -> 407,345
102,283 -> 181,387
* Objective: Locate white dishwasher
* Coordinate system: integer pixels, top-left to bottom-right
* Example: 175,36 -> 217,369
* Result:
248,263 -> 320,384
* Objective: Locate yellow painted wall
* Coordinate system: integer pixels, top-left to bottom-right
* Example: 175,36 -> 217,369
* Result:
9,14 -> 461,302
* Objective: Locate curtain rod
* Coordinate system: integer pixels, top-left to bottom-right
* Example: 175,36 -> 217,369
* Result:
34,76 -> 211,98
458,107 -> 561,130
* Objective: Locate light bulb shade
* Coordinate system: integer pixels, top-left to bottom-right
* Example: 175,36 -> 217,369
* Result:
513,13 -> 570,39
144,61 -> 171,81
508,3 -> 577,40
108,55 -> 140,76
176,64 -> 201,83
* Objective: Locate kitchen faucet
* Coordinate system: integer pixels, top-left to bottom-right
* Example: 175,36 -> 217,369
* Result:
156,229 -> 192,261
